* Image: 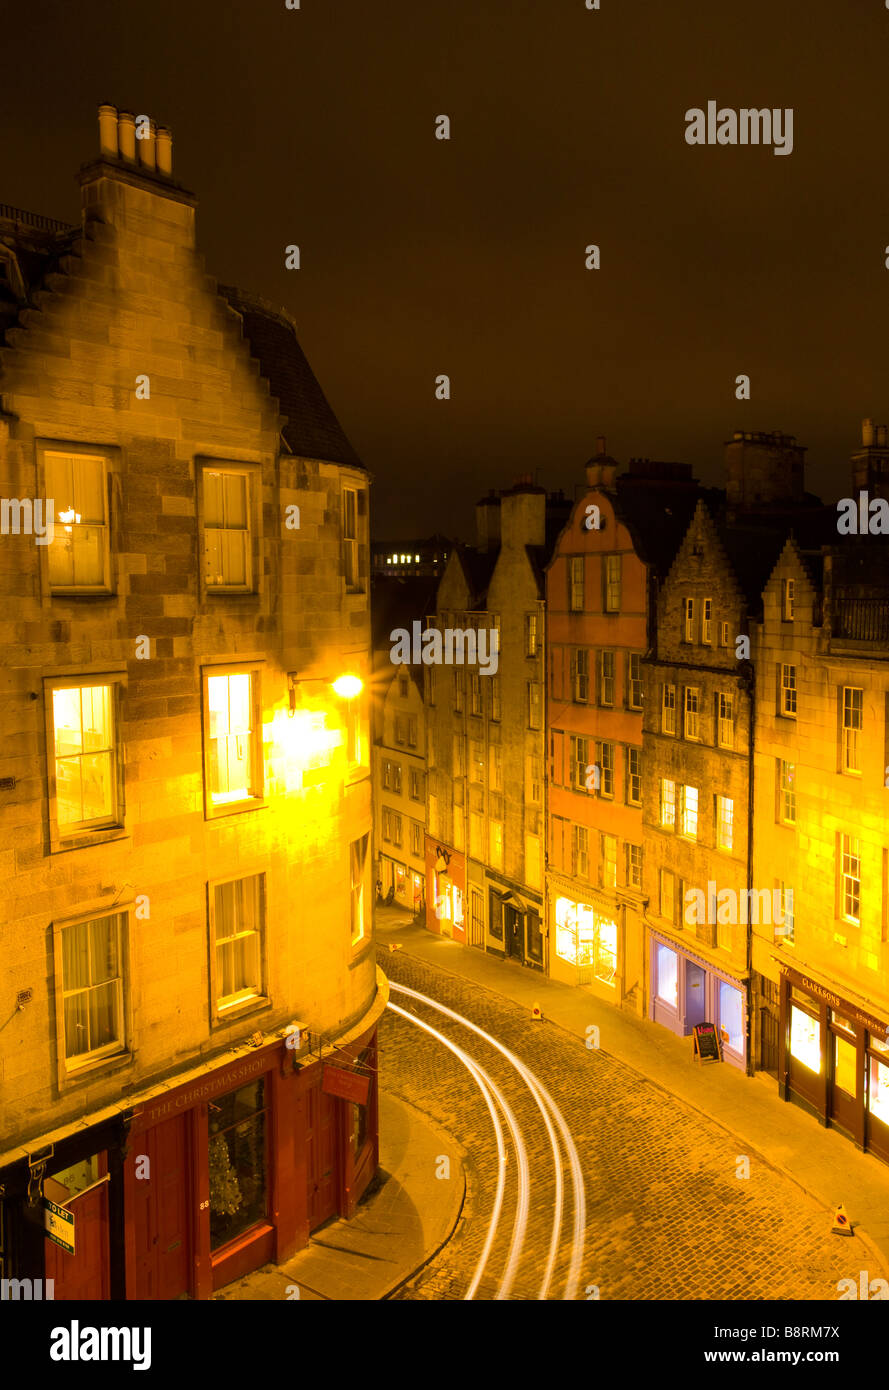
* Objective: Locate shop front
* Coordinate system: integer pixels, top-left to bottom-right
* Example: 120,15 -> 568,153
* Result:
0,1026 -> 379,1300
779,967 -> 889,1163
550,886 -> 618,992
649,932 -> 747,1070
483,872 -> 544,971
425,838 -> 466,941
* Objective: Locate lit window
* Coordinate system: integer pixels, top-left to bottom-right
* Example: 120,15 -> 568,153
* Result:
717,692 -> 734,749
840,833 -> 861,925
662,683 -> 676,735
51,683 -> 118,832
660,779 -> 676,828
204,669 -> 261,810
716,795 -> 733,850
684,687 -> 699,740
59,912 -> 125,1064
790,1004 -> 820,1073
842,687 -> 863,774
350,833 -> 370,945
601,833 -> 618,888
780,664 -> 797,716
212,874 -> 264,1012
778,759 -> 796,825
680,784 -> 698,839
203,468 -> 251,589
45,452 -> 110,591
656,943 -> 678,1004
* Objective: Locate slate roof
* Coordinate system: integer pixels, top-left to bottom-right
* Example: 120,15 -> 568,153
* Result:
220,287 -> 363,470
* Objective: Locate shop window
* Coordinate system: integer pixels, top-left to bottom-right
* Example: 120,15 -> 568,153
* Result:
203,668 -> 262,813
594,916 -> 617,985
656,944 -> 678,1007
211,873 -> 265,1014
834,1034 -> 857,1097
202,466 -> 252,590
790,1004 -> 820,1073
59,912 -> 125,1066
868,1041 -> 889,1124
208,1079 -> 267,1251
45,451 -> 111,592
489,889 -> 504,940
717,981 -> 743,1054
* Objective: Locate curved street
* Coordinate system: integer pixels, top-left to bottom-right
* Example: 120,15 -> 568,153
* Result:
379,948 -> 873,1301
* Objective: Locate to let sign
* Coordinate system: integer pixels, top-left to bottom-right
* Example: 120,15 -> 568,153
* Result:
322,1065 -> 370,1106
43,1199 -> 75,1254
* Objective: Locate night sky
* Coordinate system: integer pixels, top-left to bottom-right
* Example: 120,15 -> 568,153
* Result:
2,0 -> 888,539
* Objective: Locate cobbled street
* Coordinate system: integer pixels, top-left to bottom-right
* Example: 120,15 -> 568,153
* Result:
378,948 -> 865,1301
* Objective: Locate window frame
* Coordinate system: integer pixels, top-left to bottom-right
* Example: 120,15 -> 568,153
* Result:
45,671 -> 128,853
52,904 -> 132,1086
717,691 -> 734,749
208,869 -> 269,1025
684,686 -> 700,741
662,683 -> 676,735
604,555 -> 621,613
40,446 -> 114,596
342,483 -> 365,595
780,663 -> 797,718
201,662 -> 265,819
569,556 -> 585,612
198,460 -> 259,596
841,686 -> 863,775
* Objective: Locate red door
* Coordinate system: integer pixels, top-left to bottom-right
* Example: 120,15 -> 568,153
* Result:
131,1113 -> 191,1300
45,1168 -> 110,1301
306,1085 -> 338,1231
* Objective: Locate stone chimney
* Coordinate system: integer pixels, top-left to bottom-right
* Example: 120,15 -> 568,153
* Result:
80,104 -> 194,246
585,436 -> 619,488
475,491 -> 501,551
851,417 -> 889,499
500,477 -> 546,549
724,430 -> 806,510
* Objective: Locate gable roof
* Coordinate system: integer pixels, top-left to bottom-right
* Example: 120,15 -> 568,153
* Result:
220,288 -> 363,469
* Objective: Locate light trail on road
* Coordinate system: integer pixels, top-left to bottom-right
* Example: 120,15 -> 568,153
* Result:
390,981 -> 587,1300
387,1000 -> 530,1300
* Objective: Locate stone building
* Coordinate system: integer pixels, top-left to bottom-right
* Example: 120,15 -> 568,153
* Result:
424,480 -> 569,966
752,432 -> 889,1162
0,106 -> 382,1299
545,445 -> 699,1008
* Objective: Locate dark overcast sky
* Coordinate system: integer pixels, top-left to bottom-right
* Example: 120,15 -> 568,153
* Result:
2,0 -> 888,540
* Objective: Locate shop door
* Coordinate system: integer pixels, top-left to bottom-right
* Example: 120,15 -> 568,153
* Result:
505,907 -> 524,960
829,1023 -> 860,1137
307,1084 -> 338,1231
759,1007 -> 779,1078
44,1167 -> 110,1301
132,1113 -> 191,1300
685,961 -> 707,1030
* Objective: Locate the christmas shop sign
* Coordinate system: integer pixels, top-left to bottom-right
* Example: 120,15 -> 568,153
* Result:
130,1050 -> 273,1130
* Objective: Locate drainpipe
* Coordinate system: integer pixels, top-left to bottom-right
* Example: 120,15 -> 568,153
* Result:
744,647 -> 755,1077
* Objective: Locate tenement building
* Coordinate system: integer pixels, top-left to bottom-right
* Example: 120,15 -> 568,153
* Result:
0,106 -> 382,1298
752,461 -> 889,1162
425,480 -> 569,967
545,445 -> 700,1007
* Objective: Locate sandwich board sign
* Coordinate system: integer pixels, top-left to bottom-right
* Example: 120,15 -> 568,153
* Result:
43,1199 -> 75,1255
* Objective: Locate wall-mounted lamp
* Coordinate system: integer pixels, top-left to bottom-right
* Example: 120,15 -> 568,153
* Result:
288,672 -> 363,716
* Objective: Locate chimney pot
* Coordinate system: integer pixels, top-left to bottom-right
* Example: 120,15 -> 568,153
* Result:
117,111 -> 136,162
863,418 -> 875,447
156,126 -> 173,175
878,425 -> 888,448
137,117 -> 157,171
98,104 -> 119,159
595,435 -> 606,457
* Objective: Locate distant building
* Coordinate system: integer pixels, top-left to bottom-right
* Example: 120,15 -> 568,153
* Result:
372,533 -> 452,578
0,106 -> 381,1299
426,479 -> 570,968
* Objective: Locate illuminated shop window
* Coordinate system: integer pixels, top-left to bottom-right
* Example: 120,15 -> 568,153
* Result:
655,944 -> 678,1007
834,1033 -> 857,1097
717,981 -> 743,1053
554,896 -> 616,985
208,1079 -> 267,1251
868,1041 -> 889,1124
790,1004 -> 821,1073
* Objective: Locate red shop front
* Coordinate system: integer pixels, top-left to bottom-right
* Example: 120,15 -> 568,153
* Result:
123,1028 -> 379,1299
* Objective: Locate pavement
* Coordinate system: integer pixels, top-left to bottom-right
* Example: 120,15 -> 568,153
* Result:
375,904 -> 889,1273
219,903 -> 889,1299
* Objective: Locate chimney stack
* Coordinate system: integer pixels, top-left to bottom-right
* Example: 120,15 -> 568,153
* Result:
863,418 -> 875,447
850,417 -> 889,499
117,110 -> 136,162
98,104 -> 118,159
137,117 -> 157,171
94,104 -> 174,177
156,126 -> 173,175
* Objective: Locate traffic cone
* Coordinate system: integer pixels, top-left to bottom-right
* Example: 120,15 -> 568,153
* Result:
831,1203 -> 854,1237
387,943 -> 402,953
531,1002 -> 543,1021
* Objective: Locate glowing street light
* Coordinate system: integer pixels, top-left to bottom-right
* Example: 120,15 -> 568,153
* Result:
331,674 -> 363,700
